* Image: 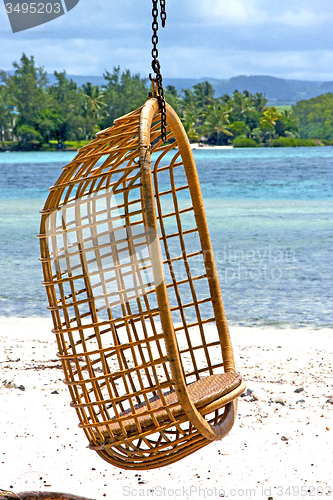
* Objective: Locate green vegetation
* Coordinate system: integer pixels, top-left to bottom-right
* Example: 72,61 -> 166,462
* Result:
267,138 -> 321,147
0,54 -> 147,149
275,105 -> 292,113
292,93 -> 333,141
1,54 -> 332,150
233,137 -> 258,148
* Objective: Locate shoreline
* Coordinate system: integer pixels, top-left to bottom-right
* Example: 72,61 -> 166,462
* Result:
1,315 -> 332,341
1,317 -> 332,499
190,143 -> 233,150
1,143 -> 332,153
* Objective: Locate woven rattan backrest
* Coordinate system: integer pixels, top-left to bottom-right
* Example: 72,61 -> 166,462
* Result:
39,98 -> 237,463
148,132 -> 227,383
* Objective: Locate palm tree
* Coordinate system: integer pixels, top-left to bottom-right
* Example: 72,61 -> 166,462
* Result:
252,92 -> 268,114
227,90 -> 255,122
179,89 -> 201,142
202,104 -> 233,145
260,106 -> 279,141
82,82 -> 106,122
192,81 -> 216,110
261,106 -> 278,127
81,83 -> 106,139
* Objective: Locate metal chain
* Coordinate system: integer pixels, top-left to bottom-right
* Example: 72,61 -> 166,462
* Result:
160,0 -> 166,27
150,0 -> 167,141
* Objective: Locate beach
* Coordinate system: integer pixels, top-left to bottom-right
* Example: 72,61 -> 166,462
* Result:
1,147 -> 332,498
190,144 -> 234,150
1,317 -> 332,500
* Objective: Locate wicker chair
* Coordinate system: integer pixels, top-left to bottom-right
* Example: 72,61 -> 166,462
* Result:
39,97 -> 245,470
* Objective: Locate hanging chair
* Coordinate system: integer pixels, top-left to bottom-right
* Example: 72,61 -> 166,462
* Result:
38,97 -> 245,470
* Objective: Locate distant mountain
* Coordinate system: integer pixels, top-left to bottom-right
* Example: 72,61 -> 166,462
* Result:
163,75 -> 333,105
4,70 -> 333,105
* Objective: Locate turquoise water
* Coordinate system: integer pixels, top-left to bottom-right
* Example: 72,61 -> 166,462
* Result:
0,147 -> 332,328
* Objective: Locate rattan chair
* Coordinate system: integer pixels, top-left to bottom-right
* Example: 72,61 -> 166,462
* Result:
39,97 -> 245,470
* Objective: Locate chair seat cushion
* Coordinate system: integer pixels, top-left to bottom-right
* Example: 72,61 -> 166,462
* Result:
101,372 -> 242,436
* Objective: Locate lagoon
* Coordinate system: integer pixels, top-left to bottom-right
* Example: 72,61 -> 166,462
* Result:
0,147 -> 332,328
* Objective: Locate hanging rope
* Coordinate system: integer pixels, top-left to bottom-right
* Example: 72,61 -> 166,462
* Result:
150,0 -> 167,141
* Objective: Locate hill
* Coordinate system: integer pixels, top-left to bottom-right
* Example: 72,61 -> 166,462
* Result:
163,76 -> 333,104
203,76 -> 333,105
5,71 -> 332,105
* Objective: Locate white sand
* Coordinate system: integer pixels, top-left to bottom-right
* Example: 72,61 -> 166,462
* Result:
190,143 -> 233,150
1,317 -> 332,499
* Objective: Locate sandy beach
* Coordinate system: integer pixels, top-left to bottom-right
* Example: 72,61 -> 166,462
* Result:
190,143 -> 234,150
1,317 -> 332,499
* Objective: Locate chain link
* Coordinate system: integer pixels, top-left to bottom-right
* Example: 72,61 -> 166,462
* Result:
150,0 -> 167,141
160,0 -> 166,27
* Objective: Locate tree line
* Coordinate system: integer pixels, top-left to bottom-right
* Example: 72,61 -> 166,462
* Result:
0,54 -> 332,150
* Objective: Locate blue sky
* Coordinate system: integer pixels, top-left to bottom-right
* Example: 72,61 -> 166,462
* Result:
0,0 -> 333,80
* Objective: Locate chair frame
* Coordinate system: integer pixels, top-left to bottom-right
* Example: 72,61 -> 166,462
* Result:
39,97 -> 245,470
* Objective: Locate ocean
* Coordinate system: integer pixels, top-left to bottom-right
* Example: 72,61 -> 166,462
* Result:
0,147 -> 332,328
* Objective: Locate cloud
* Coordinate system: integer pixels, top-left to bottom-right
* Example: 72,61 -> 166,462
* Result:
197,0 -> 265,25
0,0 -> 332,80
161,47 -> 333,81
197,0 -> 333,27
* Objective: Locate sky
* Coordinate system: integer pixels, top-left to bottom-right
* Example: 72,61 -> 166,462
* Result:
0,0 -> 333,81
